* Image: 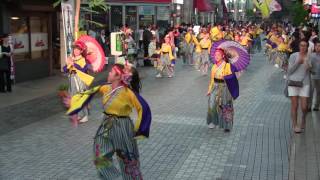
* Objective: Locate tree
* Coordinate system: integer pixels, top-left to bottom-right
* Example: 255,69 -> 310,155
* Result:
54,0 -> 109,34
289,2 -> 309,26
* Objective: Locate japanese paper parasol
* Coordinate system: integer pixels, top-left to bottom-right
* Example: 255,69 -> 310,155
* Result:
210,40 -> 250,71
77,35 -> 105,72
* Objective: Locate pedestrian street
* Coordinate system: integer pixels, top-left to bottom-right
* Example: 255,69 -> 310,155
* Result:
0,52 -> 297,180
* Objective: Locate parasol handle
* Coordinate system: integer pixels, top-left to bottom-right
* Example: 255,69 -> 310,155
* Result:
74,0 -> 80,40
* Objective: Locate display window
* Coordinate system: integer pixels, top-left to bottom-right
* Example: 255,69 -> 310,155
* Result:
10,14 -> 49,61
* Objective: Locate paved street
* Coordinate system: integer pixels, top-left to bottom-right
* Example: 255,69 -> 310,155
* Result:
0,52 -> 317,180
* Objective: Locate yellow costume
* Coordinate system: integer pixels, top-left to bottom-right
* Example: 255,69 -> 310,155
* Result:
208,62 -> 233,93
64,57 -> 94,86
185,32 -> 193,44
160,43 -> 174,60
193,36 -> 202,53
240,34 -> 252,47
99,85 -> 144,132
210,26 -> 224,41
277,42 -> 291,52
199,38 -> 212,54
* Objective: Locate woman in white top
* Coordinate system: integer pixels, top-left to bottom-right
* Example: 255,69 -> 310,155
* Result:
287,39 -> 311,133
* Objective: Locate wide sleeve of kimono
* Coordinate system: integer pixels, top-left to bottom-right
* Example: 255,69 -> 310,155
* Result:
129,90 -> 152,139
66,86 -> 101,115
224,63 -> 239,100
207,65 -> 216,93
73,58 -> 89,73
185,33 -> 191,43
207,40 -> 212,54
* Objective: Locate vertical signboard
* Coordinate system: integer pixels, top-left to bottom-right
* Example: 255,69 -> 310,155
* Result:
61,0 -> 74,71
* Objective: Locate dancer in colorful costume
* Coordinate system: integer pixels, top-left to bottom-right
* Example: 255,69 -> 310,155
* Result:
193,34 -> 202,70
66,63 -> 151,180
156,35 -> 175,78
183,27 -> 195,65
198,34 -> 212,75
207,48 -> 239,132
63,40 -> 93,123
210,24 -> 224,42
274,37 -> 292,71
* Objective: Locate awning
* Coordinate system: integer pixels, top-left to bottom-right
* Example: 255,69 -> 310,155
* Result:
194,0 -> 213,12
107,0 -> 171,3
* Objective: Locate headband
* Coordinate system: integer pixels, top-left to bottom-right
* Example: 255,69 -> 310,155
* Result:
112,64 -> 132,86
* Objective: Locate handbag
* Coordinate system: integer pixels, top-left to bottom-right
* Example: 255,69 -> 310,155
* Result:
287,80 -> 303,87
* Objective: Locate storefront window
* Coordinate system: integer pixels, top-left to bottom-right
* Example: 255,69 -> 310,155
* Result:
10,17 -> 30,61
126,6 -> 137,30
139,6 -> 155,27
111,6 -> 123,31
30,16 -> 49,60
156,6 -> 170,36
10,15 -> 49,61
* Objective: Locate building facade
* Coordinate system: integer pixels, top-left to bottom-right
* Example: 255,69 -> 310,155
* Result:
0,0 -> 57,83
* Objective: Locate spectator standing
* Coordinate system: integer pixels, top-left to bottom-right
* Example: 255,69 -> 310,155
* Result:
287,39 -> 311,133
138,26 -> 144,50
143,26 -> 153,66
96,29 -> 108,57
309,40 -> 320,111
0,34 -> 12,93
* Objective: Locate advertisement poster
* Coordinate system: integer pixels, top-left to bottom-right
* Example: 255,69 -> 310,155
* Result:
11,33 -> 29,54
110,32 -> 124,56
31,33 -> 48,51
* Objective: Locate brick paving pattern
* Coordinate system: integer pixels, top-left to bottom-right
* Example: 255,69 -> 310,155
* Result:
0,52 -> 295,180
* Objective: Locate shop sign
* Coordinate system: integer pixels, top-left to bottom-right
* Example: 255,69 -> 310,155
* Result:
139,6 -> 155,15
157,6 -> 170,20
173,0 -> 183,4
12,33 -> 29,53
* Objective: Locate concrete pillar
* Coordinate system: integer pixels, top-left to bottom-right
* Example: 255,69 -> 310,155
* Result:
183,0 -> 193,24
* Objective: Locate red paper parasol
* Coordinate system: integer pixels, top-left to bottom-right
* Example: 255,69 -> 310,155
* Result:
77,35 -> 105,72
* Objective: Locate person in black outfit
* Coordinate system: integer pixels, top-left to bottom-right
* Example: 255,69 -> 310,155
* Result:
0,34 -> 12,93
96,29 -> 108,57
143,26 -> 153,66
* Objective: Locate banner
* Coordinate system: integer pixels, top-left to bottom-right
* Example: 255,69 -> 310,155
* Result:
253,0 -> 281,18
253,0 -> 270,18
269,0 -> 282,12
8,35 -> 15,81
61,0 -> 75,71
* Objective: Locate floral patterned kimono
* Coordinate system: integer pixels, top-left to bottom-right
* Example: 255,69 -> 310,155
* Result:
207,62 -> 239,130
93,85 -> 151,180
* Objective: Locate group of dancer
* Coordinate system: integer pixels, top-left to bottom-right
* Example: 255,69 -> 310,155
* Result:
147,23 -> 263,78
60,21 -> 262,179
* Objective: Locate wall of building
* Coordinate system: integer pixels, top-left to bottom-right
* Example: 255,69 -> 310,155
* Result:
1,1 -> 55,83
0,3 -> 10,35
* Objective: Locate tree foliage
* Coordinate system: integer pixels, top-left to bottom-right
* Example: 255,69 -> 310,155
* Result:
289,2 -> 309,26
53,0 -> 109,29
